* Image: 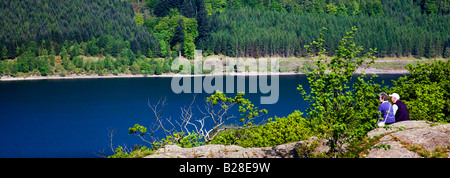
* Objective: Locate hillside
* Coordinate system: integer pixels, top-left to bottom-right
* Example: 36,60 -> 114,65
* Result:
1,0 -> 449,60
143,0 -> 450,58
0,0 -> 449,78
201,0 -> 450,58
0,0 -> 156,59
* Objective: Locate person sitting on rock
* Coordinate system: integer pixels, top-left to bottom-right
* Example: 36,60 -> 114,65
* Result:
389,93 -> 410,122
377,93 -> 395,125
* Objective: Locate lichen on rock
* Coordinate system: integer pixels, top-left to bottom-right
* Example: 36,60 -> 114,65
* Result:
366,121 -> 450,158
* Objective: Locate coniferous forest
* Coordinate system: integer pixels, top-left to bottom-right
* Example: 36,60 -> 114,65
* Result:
0,0 -> 449,76
200,0 -> 450,58
0,0 -> 156,58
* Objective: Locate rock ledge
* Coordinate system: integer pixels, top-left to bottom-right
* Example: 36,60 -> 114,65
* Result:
365,121 -> 450,158
145,121 -> 450,158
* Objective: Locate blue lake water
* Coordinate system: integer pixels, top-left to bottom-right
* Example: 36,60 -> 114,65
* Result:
0,74 -> 403,157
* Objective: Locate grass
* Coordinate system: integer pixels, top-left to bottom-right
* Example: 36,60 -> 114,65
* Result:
403,144 -> 449,158
108,145 -> 155,158
340,134 -> 385,158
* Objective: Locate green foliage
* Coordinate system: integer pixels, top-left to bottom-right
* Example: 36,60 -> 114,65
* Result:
406,145 -> 450,158
155,61 -> 163,75
406,83 -> 446,122
210,110 -> 313,147
348,0 -> 360,15
178,132 -> 203,148
298,27 -> 382,157
122,91 -> 268,157
149,10 -> 199,59
206,91 -> 267,127
205,0 -> 227,15
108,146 -> 129,158
390,60 -> 450,122
423,0 -> 439,14
2,0 -> 448,61
326,3 -> 338,15
204,0 -> 384,16
201,1 -> 449,58
183,17 -> 199,59
128,124 -> 148,136
140,61 -> 152,74
110,131 -> 202,158
0,34 -> 178,77
0,0 -> 156,59
108,145 -> 153,158
130,62 -> 140,74
146,0 -> 160,9
1,45 -> 7,59
443,48 -> 450,58
340,134 -> 384,158
37,57 -> 50,76
159,132 -> 203,149
16,48 -> 35,73
134,13 -> 145,26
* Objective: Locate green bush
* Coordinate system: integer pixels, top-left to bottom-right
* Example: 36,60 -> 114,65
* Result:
124,91 -> 268,157
404,83 -> 446,122
155,61 -> 163,75
390,60 -> 449,122
298,27 -> 382,157
108,145 -> 153,158
210,110 -> 314,147
161,132 -> 203,148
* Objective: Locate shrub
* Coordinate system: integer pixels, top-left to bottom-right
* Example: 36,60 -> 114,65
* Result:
126,92 -> 268,152
158,132 -> 203,149
390,60 -> 449,122
298,27 -> 382,157
108,145 -> 153,158
210,110 -> 314,147
155,61 -> 163,75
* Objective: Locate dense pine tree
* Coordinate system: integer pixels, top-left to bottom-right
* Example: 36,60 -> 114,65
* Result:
1,0 -> 449,61
0,0 -> 157,59
196,0 -> 211,42
198,1 -> 449,58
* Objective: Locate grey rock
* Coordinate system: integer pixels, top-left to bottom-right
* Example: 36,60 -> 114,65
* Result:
145,144 -> 268,158
391,124 -> 450,152
145,137 -> 329,158
365,135 -> 421,158
366,121 -> 450,158
367,120 -> 430,139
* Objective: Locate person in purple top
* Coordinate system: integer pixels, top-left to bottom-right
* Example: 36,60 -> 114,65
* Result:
377,93 -> 395,124
389,93 -> 410,122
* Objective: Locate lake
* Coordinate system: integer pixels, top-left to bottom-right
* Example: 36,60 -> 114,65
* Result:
0,74 -> 403,157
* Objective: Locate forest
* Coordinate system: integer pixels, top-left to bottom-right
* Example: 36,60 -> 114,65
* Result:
200,0 -> 450,57
0,0 -> 157,60
0,0 -> 449,77
145,0 -> 450,58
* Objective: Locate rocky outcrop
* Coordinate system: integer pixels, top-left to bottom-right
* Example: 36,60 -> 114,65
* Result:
145,121 -> 449,158
145,137 -> 329,158
145,144 -> 270,158
365,121 -> 450,158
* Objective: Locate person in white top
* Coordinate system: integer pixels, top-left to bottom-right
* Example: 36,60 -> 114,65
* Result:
389,93 -> 410,122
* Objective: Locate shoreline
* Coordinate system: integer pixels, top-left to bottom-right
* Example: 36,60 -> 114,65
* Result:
0,72 -> 297,81
0,68 -> 409,81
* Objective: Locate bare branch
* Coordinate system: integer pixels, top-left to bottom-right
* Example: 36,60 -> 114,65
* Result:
129,93 -> 267,149
107,127 -> 117,153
